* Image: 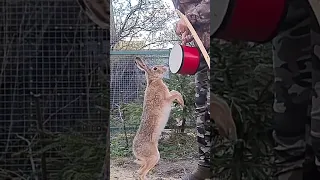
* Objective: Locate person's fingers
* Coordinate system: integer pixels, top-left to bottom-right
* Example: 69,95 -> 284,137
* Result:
186,35 -> 193,42
175,26 -> 181,35
181,31 -> 187,39
176,18 -> 195,45
175,22 -> 182,35
181,31 -> 189,45
182,34 -> 193,45
176,19 -> 189,35
182,37 -> 193,45
176,25 -> 184,35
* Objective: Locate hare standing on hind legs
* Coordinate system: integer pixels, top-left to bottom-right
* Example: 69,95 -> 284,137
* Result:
133,57 -> 184,180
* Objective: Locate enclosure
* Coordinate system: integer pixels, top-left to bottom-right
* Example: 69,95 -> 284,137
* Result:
0,0 -> 278,179
109,50 -> 199,179
0,1 -> 108,179
109,0 -> 200,179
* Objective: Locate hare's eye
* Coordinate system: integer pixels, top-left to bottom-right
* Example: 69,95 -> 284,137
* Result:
153,67 -> 157,70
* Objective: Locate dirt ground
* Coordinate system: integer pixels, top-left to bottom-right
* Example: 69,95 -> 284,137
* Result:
110,158 -> 197,180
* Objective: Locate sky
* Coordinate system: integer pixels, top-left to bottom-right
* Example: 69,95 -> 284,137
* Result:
113,0 -> 178,49
149,0 -> 177,49
163,0 -> 175,10
163,0 -> 178,49
128,0 -> 175,9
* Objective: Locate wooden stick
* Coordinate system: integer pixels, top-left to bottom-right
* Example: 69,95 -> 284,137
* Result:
176,9 -> 210,69
309,0 -> 320,25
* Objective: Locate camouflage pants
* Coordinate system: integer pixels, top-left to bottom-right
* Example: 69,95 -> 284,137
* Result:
195,59 -> 212,167
272,0 -> 320,179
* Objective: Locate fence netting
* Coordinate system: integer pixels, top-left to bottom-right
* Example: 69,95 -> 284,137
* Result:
0,0 -> 108,178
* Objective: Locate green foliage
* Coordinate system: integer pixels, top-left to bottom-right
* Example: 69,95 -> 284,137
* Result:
110,102 -> 143,128
110,130 -> 197,160
122,103 -> 144,127
35,132 -> 106,180
165,74 -> 196,128
158,131 -> 197,159
110,73 -> 197,160
110,134 -> 134,158
211,40 -> 274,180
110,73 -> 196,133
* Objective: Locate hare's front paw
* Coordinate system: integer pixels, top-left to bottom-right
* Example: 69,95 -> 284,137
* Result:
170,90 -> 184,107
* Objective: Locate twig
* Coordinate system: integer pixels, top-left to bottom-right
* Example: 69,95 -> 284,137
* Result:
32,94 -> 48,180
15,134 -> 38,180
116,92 -> 129,149
116,0 -> 143,39
0,46 -> 20,161
0,2 -> 27,160
85,54 -> 93,120
0,168 -> 28,180
42,95 -> 82,125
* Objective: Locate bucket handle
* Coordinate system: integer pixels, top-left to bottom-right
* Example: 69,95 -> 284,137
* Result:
176,9 -> 210,69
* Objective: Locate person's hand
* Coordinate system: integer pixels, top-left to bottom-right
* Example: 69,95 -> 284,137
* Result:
175,19 -> 194,45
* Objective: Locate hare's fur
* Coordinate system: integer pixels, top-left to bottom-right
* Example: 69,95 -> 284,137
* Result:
132,57 -> 184,180
210,92 -> 237,141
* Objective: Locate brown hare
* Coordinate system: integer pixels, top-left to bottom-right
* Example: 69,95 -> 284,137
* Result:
210,92 -> 237,141
132,57 -> 184,180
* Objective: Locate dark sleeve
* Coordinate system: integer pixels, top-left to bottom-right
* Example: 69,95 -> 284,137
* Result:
172,0 -> 210,25
172,0 -> 210,49
77,0 -> 110,29
171,0 -> 184,13
187,0 -> 210,25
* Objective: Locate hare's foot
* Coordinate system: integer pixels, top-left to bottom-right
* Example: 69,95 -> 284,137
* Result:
137,163 -> 146,175
139,154 -> 160,180
168,90 -> 184,107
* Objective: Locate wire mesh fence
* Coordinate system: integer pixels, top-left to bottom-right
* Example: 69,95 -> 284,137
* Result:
109,49 -> 197,144
110,50 -> 170,108
0,0 -> 108,178
109,50 -> 170,136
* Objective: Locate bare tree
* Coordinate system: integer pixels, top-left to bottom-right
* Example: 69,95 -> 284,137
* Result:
112,0 -> 179,50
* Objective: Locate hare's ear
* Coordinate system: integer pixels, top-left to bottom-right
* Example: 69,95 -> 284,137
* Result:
135,57 -> 148,71
210,93 -> 237,141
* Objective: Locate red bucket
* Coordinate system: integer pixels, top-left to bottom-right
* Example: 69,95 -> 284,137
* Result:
169,44 -> 201,75
211,0 -> 288,42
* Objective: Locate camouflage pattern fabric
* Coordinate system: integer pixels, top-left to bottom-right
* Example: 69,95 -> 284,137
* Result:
172,0 -> 210,49
195,60 -> 212,168
310,0 -> 320,173
171,0 -> 212,169
272,0 -> 320,179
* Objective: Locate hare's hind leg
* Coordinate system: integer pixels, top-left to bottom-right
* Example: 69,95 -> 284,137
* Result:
134,158 -> 147,175
139,152 -> 160,180
137,161 -> 147,174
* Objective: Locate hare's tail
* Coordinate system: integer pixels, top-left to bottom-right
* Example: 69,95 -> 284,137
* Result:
210,92 -> 237,141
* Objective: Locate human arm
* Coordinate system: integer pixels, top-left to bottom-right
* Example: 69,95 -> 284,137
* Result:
172,0 -> 210,49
